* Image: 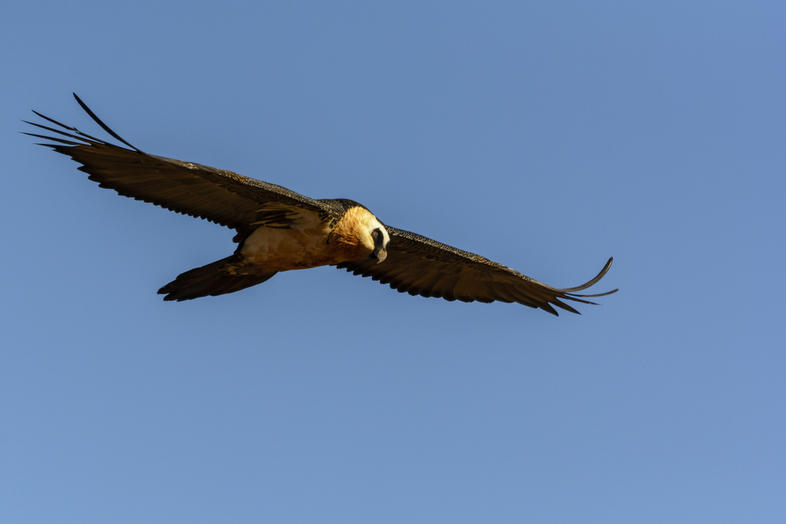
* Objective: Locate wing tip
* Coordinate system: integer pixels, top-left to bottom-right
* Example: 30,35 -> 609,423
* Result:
559,256 -> 616,293
71,92 -> 143,152
546,256 -> 617,314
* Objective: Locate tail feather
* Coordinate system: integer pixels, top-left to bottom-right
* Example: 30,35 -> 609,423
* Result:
158,255 -> 276,301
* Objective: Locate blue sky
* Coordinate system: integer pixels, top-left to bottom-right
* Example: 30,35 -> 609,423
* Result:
2,1 -> 784,523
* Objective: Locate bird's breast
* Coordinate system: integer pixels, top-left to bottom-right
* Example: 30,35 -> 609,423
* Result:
239,220 -> 370,271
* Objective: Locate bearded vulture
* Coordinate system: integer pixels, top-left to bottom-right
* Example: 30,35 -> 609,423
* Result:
25,94 -> 617,315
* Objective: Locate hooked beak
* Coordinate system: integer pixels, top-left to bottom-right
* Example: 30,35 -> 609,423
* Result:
371,246 -> 388,264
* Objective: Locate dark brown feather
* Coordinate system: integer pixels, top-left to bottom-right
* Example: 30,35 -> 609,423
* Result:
157,255 -> 276,301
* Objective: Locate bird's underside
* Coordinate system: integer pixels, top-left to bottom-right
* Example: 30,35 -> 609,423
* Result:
25,94 -> 618,315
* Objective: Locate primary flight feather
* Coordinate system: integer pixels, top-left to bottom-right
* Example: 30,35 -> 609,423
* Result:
26,94 -> 617,315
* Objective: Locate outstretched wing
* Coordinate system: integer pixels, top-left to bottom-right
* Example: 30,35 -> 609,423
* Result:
25,93 -> 328,239
336,226 -> 617,315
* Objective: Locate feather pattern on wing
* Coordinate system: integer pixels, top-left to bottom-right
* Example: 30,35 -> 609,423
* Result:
336,226 -> 618,315
24,93 -> 331,240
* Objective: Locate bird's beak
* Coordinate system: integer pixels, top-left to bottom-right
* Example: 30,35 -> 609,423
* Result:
371,246 -> 387,264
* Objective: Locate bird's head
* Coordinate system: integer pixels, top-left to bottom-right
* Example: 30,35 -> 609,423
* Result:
329,205 -> 390,263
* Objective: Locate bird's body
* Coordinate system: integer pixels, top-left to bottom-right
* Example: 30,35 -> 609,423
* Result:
243,203 -> 387,271
26,94 -> 617,315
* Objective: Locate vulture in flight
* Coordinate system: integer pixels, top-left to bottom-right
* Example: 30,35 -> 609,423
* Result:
25,94 -> 617,315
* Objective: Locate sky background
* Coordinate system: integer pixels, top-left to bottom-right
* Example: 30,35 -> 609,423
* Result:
2,1 -> 784,523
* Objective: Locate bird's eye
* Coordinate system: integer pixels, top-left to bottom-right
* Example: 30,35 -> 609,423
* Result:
371,228 -> 380,241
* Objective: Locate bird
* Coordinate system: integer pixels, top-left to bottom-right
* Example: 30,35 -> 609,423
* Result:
25,94 -> 617,315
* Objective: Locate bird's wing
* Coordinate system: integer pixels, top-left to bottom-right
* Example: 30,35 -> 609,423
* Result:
336,226 -> 617,315
25,94 -> 329,239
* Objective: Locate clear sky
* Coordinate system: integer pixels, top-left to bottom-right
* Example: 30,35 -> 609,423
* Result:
2,1 -> 784,523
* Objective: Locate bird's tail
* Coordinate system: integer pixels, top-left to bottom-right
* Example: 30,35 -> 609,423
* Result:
157,255 -> 276,301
